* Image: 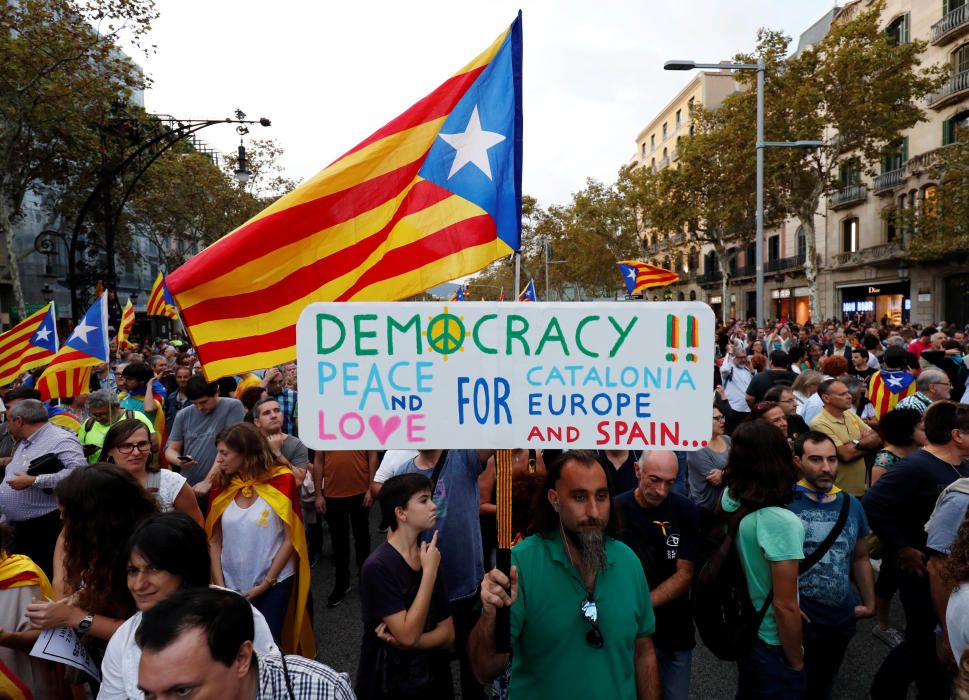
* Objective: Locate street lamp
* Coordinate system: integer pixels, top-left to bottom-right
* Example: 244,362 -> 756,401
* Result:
41,284 -> 54,303
234,141 -> 251,186
664,59 -> 823,326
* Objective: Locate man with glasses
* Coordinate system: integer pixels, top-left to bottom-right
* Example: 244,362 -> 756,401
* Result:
78,389 -> 155,463
864,401 -> 969,700
810,379 -> 882,496
470,451 -> 660,699
895,368 -> 950,414
0,399 -> 86,577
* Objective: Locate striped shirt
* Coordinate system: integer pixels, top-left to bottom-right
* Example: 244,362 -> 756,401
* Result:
0,422 -> 87,521
895,391 -> 933,414
271,388 -> 298,437
256,653 -> 354,700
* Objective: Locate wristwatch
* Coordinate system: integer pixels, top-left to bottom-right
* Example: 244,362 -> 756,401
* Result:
76,613 -> 94,638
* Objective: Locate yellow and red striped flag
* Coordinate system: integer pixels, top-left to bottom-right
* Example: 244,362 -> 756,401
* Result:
0,303 -> 58,387
37,295 -> 109,400
117,298 -> 135,350
617,260 -> 679,295
146,272 -> 178,319
168,15 -> 524,380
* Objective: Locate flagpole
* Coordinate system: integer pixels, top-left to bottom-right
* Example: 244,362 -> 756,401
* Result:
513,252 -> 520,302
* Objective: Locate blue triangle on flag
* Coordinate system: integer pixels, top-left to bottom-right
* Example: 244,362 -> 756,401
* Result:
65,296 -> 109,362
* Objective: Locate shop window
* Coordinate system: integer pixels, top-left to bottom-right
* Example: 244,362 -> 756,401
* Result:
842,218 -> 859,253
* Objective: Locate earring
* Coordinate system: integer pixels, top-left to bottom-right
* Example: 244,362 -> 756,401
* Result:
553,501 -> 560,512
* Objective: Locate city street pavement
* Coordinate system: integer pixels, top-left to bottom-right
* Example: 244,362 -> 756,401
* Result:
311,508 -> 912,699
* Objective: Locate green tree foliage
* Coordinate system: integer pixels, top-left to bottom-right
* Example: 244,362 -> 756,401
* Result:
0,0 -> 156,315
892,137 -> 969,260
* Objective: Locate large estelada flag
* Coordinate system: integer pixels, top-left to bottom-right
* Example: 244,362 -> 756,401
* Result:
146,272 -> 178,320
617,260 -> 679,295
0,303 -> 58,387
37,295 -> 109,400
168,15 -> 523,380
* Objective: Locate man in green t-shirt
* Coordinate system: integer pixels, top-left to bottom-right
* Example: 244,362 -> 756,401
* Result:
470,451 -> 660,699
78,389 -> 155,463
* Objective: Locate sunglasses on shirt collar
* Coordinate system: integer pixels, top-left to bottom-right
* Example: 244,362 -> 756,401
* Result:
581,594 -> 604,649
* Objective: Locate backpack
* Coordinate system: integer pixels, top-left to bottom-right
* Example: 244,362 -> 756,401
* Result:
692,505 -> 770,661
693,495 -> 851,661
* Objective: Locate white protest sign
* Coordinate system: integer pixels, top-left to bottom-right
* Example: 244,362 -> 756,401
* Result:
30,627 -> 101,682
296,302 -> 714,450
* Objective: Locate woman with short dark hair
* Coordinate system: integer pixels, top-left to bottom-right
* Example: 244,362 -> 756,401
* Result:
97,512 -> 278,699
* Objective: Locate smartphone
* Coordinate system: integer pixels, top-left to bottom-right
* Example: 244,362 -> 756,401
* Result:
178,454 -> 193,462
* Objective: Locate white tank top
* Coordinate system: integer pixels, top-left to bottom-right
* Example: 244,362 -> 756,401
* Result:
220,494 -> 295,593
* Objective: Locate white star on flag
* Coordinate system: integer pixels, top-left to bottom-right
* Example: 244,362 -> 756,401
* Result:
885,376 -> 903,388
626,268 -> 637,281
438,106 -> 506,180
71,318 -> 96,344
35,327 -> 51,342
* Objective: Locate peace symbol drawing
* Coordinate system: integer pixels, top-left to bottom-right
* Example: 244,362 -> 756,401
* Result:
425,307 -> 469,360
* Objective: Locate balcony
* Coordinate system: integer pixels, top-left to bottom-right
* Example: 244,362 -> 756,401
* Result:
766,253 -> 807,273
670,232 -> 685,245
906,145 -> 954,176
927,69 -> 969,110
829,184 -> 867,209
932,4 -> 969,45
659,157 -> 670,169
873,168 -> 905,194
698,270 -> 723,286
833,241 -> 904,268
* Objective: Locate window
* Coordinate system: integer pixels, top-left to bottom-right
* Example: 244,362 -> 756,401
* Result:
944,110 -> 969,144
884,207 -> 898,243
688,96 -> 695,111
662,122 -> 668,140
744,242 -> 755,268
690,290 -> 697,301
946,0 -> 967,16
885,14 -> 909,46
923,184 -> 939,220
688,251 -> 699,272
955,43 -> 969,75
662,147 -> 668,161
704,251 -> 718,273
641,142 -> 646,156
663,257 -> 672,270
651,157 -> 656,170
675,109 -> 682,128
689,125 -> 695,137
768,235 -> 780,262
838,162 -> 860,187
796,226 -> 807,260
676,254 -> 685,273
842,218 -> 859,253
651,134 -> 656,150
881,138 -> 908,173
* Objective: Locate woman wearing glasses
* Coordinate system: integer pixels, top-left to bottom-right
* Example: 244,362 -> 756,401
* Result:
101,419 -> 203,527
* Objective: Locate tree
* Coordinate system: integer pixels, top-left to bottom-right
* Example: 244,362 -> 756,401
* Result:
0,0 -> 155,316
624,93 -> 784,323
738,2 -> 946,319
890,136 -> 969,261
128,138 -> 298,270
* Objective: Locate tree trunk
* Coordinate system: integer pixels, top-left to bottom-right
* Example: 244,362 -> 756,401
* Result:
798,182 -> 825,323
716,247 -> 730,324
0,181 -> 26,322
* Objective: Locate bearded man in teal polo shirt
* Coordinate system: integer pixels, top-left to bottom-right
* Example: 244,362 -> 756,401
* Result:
469,450 -> 660,699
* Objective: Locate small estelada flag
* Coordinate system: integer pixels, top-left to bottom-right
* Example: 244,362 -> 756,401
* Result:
617,260 -> 679,295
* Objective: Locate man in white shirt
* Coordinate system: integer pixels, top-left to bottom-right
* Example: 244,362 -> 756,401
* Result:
719,345 -> 753,434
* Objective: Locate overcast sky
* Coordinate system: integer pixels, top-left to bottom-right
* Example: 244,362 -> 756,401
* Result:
136,0 -> 838,207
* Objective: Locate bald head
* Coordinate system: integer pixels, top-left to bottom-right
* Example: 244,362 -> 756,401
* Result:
635,450 -> 679,508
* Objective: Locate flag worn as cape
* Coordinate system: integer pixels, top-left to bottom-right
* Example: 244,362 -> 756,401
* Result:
168,14 -> 523,380
206,467 -> 315,657
868,369 -> 917,419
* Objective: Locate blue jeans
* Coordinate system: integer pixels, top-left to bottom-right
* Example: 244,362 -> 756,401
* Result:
656,647 -> 692,700
736,640 -> 806,700
803,617 -> 855,700
252,575 -> 294,647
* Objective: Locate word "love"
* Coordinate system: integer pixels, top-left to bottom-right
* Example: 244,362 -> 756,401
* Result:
317,411 -> 425,446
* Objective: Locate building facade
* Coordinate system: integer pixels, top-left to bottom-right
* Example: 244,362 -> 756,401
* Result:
633,0 -> 969,326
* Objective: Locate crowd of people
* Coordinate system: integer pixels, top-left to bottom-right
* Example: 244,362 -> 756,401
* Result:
0,318 -> 968,698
